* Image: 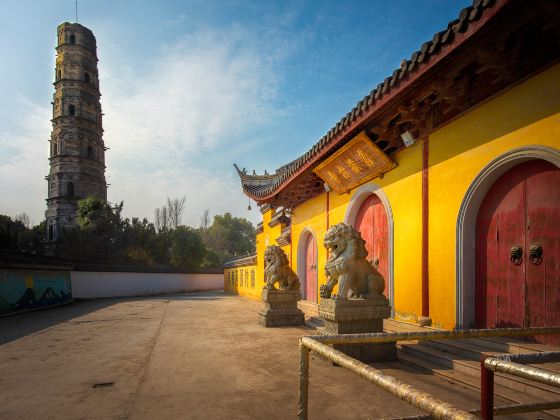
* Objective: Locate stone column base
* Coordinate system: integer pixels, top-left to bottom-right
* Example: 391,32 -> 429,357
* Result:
318,296 -> 396,363
417,316 -> 432,327
258,288 -> 304,327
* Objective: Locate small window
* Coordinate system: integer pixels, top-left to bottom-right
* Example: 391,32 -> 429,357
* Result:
67,182 -> 74,197
48,225 -> 54,240
84,72 -> 90,83
57,69 -> 61,80
69,34 -> 76,44
87,146 -> 94,159
69,105 -> 75,116
53,143 -> 57,155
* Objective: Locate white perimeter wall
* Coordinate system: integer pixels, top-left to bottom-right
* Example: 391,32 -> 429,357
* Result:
71,271 -> 223,298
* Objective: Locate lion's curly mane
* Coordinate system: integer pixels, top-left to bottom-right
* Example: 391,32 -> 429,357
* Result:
325,223 -> 368,260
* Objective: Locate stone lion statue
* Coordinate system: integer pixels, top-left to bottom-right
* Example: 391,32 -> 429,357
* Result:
320,223 -> 384,300
264,245 -> 300,290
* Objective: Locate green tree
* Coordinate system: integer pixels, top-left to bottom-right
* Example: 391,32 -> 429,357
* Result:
120,217 -> 158,265
18,221 -> 46,254
62,197 -> 125,261
77,196 -> 124,233
0,216 -> 46,254
0,215 -> 27,250
203,213 -> 255,262
169,226 -> 205,269
200,248 -> 221,269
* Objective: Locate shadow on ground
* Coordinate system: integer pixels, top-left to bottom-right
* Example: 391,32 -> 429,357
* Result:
0,291 -> 224,345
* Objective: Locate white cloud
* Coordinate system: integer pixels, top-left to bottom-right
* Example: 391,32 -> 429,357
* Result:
0,26 -> 288,227
99,28 -> 283,225
0,95 -> 51,224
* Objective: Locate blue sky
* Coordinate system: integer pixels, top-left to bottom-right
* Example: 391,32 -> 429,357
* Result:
0,0 -> 468,226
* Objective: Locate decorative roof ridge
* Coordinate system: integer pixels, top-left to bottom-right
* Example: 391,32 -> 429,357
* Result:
234,163 -> 281,180
275,228 -> 291,247
223,254 -> 257,268
237,0 -> 507,200
268,209 -> 291,228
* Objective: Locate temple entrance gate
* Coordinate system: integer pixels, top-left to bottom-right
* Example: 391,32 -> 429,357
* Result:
298,231 -> 318,302
475,159 -> 560,346
353,194 -> 388,297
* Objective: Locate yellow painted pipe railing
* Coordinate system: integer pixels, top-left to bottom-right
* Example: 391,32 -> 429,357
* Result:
299,337 -> 476,420
305,326 -> 560,345
483,356 -> 560,388
297,326 -> 560,419
480,351 -> 560,419
391,400 -> 560,419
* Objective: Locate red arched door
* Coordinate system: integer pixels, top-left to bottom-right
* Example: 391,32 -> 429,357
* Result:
304,234 -> 317,302
354,194 -> 388,297
476,160 -> 560,346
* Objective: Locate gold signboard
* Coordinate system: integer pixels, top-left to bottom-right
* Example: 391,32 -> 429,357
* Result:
313,131 -> 396,194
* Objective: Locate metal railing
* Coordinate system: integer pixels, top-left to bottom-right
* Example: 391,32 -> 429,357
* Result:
298,326 -> 560,420
480,351 -> 560,419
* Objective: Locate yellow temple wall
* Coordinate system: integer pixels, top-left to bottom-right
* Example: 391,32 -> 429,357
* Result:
224,264 -> 257,297
232,64 -> 560,330
377,146 -> 424,322
291,140 -> 424,317
225,208 -> 292,300
289,63 -> 560,329
427,63 -> 560,329
291,192 -> 330,302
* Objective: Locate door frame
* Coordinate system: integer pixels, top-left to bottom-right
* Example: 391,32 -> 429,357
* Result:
297,227 -> 318,302
456,145 -> 560,329
344,182 -> 394,314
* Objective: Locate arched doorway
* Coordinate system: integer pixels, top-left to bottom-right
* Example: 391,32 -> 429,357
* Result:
344,183 -> 394,309
457,146 -> 560,330
297,229 -> 317,302
475,159 -> 560,346
353,194 -> 388,297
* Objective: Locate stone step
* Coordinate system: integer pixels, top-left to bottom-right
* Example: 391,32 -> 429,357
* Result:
297,300 -> 319,317
384,318 -> 560,352
384,318 -> 430,332
421,337 -> 494,360
397,349 -> 560,418
305,316 -> 324,329
423,338 -> 560,371
399,341 -> 560,401
475,335 -> 560,354
384,318 -> 560,372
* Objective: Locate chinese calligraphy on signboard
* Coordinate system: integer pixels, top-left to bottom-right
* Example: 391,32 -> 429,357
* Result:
312,131 -> 396,194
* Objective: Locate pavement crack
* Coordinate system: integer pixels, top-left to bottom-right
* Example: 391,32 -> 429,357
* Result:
71,319 -> 127,324
124,301 -> 170,419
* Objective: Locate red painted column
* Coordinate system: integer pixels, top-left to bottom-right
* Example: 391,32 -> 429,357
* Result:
421,138 -> 431,324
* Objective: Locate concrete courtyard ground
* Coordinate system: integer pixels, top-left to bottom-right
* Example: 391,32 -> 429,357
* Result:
0,291 -> 533,419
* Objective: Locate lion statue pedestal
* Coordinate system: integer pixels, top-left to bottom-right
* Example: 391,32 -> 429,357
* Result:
317,223 -> 396,362
318,296 -> 396,362
259,288 -> 304,327
258,245 -> 304,328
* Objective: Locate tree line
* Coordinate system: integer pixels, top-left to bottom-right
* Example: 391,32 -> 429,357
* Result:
0,197 -> 255,270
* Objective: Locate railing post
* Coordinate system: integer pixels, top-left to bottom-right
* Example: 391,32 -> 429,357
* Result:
481,355 -> 494,420
298,341 -> 310,420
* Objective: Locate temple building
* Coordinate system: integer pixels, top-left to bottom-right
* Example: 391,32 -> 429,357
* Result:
45,22 -> 107,246
228,0 -> 560,345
